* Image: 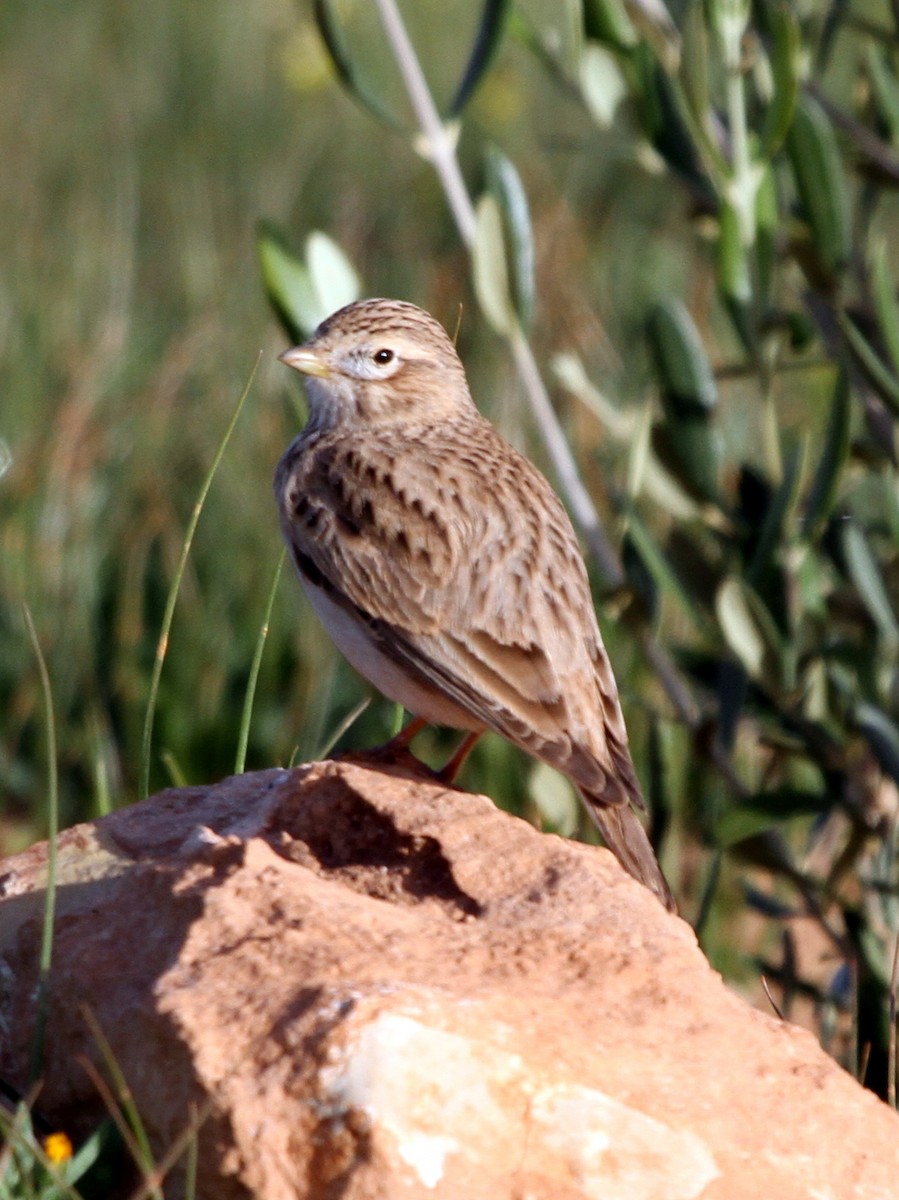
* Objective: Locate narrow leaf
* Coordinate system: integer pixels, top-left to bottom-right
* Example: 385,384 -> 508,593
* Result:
870,240 -> 899,375
746,440 -> 803,588
866,45 -> 899,149
754,162 -> 777,311
306,231 -> 361,318
759,0 -> 800,157
786,93 -> 850,278
716,576 -> 766,680
485,147 -> 535,329
314,0 -> 404,131
841,520 -> 899,648
715,576 -> 785,686
652,419 -> 722,504
717,199 -> 753,350
840,311 -> 899,415
646,298 -> 718,415
854,702 -> 899,786
257,223 -> 317,342
579,41 -> 629,128
624,510 -> 707,633
802,367 -> 850,537
619,511 -> 705,633
680,0 -> 710,126
473,193 -> 515,334
450,0 -> 513,117
583,0 -> 638,50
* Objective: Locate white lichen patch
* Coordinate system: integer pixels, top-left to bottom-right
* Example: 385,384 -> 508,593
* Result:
318,1008 -> 719,1196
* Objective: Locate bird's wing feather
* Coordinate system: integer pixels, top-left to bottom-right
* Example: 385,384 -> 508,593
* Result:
278,423 -> 640,807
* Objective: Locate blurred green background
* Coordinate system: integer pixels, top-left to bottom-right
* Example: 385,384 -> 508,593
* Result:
0,0 -> 692,831
2,0 -> 898,1096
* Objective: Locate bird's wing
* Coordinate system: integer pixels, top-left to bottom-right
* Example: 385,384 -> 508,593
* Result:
278,423 -> 641,807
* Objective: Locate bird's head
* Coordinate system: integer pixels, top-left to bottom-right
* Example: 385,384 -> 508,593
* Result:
278,298 -> 475,431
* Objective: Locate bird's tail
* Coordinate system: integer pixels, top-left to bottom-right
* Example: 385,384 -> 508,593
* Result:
580,791 -> 676,912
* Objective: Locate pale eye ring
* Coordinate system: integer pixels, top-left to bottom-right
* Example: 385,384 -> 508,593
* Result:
372,348 -> 394,365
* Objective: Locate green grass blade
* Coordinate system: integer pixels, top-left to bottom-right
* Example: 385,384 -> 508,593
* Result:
315,696 -> 372,760
22,604 -> 58,1090
81,1008 -> 161,1199
139,355 -> 261,800
235,548 -> 286,774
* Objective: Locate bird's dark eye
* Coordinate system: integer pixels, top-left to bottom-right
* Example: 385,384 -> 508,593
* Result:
373,348 -> 394,365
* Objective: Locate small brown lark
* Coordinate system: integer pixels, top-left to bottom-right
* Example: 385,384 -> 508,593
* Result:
275,298 -> 674,911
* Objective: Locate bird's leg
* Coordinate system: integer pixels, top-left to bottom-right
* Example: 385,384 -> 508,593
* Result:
343,715 -> 430,773
382,715 -> 428,753
437,731 -> 481,784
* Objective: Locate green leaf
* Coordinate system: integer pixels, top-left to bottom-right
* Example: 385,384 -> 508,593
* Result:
717,198 -> 752,350
630,49 -> 715,195
484,147 -> 535,329
854,702 -> 899,786
622,529 -> 659,622
583,0 -> 639,50
870,240 -> 899,375
579,41 -> 629,128
647,299 -> 721,501
624,509 -> 707,633
680,0 -> 710,127
715,787 -> 829,847
646,298 -> 718,415
745,439 -> 803,589
802,367 -> 851,537
258,222 -> 315,343
450,0 -> 513,116
785,93 -> 850,279
652,419 -> 722,504
257,225 -> 361,341
759,0 -> 800,157
866,44 -> 899,149
314,0 -> 404,131
754,162 -> 777,312
740,786 -> 833,817
473,193 -> 515,334
841,520 -> 899,649
839,311 -> 899,415
715,576 -> 786,687
306,231 -> 361,318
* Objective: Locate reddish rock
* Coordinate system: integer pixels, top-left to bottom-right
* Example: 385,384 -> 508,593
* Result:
0,759 -> 897,1198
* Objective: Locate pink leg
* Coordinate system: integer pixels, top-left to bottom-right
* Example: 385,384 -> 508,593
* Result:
382,715 -> 428,753
438,732 -> 481,784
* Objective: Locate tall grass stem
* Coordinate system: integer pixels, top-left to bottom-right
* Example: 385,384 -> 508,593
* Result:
139,356 -> 261,800
22,603 -> 58,1088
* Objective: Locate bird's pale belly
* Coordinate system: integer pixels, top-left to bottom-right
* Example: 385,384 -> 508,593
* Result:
299,573 -> 484,733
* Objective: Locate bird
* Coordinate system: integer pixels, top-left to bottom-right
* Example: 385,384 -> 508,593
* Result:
274,298 -> 675,911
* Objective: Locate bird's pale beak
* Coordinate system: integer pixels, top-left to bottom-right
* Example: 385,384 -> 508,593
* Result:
278,346 -> 332,378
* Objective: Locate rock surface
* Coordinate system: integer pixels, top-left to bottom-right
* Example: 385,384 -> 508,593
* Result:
1,758 -> 897,1199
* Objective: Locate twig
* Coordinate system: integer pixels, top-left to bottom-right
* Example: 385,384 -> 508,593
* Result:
371,0 -> 625,588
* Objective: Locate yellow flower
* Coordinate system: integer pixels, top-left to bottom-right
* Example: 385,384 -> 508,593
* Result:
43,1131 -> 73,1165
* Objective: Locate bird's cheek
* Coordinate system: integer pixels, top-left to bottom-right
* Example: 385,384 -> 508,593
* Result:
356,385 -> 396,423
